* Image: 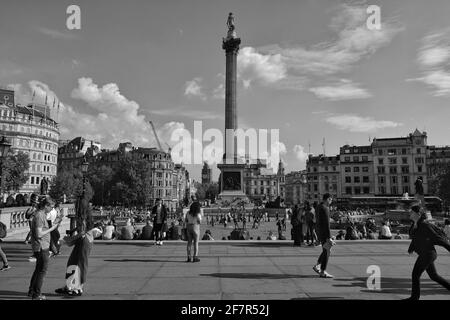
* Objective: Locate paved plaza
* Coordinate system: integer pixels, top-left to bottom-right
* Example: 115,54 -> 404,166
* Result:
0,240 -> 449,300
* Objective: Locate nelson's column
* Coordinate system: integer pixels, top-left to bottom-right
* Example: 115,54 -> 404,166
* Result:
217,13 -> 249,204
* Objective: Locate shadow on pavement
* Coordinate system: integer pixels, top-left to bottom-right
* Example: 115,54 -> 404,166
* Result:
200,273 -> 317,279
333,277 -> 450,296
104,259 -> 181,263
0,291 -> 62,300
230,243 -> 317,248
291,296 -> 345,300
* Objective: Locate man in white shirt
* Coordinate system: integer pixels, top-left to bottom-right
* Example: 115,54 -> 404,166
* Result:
379,222 -> 392,240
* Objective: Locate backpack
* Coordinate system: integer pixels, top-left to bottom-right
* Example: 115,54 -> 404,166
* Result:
0,221 -> 7,239
428,222 -> 450,246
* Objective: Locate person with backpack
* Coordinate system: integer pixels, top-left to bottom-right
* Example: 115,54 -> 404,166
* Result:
405,204 -> 450,300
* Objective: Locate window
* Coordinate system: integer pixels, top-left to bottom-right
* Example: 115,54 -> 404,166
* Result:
354,187 -> 361,195
391,176 -> 397,184
363,187 -> 370,194
418,165 -> 423,173
362,167 -> 369,172
389,158 -> 397,165
345,156 -> 350,162
345,177 -> 351,183
403,186 -> 410,194
313,167 -> 317,172
36,177 -> 40,185
378,166 -> 385,174
346,187 -> 352,195
379,186 -> 386,194
362,156 -> 368,162
402,176 -> 409,183
354,177 -> 360,183
401,166 -> 409,174
389,166 -> 397,174
354,167 -> 360,173
363,176 -> 369,183
391,186 -> 397,195
378,158 -> 384,165
415,157 -> 424,164
353,156 -> 359,162
402,148 -> 407,155
314,184 -> 318,192
378,149 -> 383,156
325,166 -> 329,171
333,166 -> 336,171
417,148 -> 421,154
31,177 -> 35,184
378,176 -> 385,184
345,167 -> 351,172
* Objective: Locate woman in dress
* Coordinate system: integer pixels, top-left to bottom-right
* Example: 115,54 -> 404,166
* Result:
185,195 -> 202,262
55,198 -> 98,296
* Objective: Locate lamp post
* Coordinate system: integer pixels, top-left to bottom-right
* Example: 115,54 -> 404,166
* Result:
0,136 -> 12,206
81,158 -> 89,198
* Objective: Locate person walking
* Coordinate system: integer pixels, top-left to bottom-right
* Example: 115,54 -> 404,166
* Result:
313,193 -> 335,279
28,197 -> 62,300
405,204 -> 450,300
0,242 -> 10,271
151,198 -> 168,246
185,196 -> 202,262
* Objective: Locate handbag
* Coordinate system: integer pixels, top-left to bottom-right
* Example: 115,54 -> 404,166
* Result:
181,227 -> 188,241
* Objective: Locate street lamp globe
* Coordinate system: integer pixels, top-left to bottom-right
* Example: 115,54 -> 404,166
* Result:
0,136 -> 11,159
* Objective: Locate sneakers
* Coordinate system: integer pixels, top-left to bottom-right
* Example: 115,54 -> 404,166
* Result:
312,265 -> 321,275
186,257 -> 192,262
0,265 -> 11,271
159,241 -> 163,246
193,257 -> 200,263
32,295 -> 46,300
55,287 -> 69,294
28,256 -> 36,263
319,271 -> 334,278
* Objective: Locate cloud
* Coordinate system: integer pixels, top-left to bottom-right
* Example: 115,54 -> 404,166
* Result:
410,29 -> 450,96
237,47 -> 287,87
184,77 -> 206,100
236,3 -> 402,96
38,27 -> 79,40
325,114 -> 402,132
212,84 -> 225,100
309,79 -> 372,101
293,145 -> 309,164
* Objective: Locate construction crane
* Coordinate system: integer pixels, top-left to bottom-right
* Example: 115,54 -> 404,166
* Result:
149,121 -> 163,151
165,142 -> 172,153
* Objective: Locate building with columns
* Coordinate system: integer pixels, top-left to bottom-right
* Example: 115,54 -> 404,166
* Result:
285,170 -> 307,206
0,96 -> 59,196
306,155 -> 340,203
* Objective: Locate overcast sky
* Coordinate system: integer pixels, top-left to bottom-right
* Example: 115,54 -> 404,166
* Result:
1,0 -> 450,181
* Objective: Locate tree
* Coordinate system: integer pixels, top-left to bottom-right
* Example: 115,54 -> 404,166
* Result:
87,165 -> 114,206
2,152 -> 30,193
49,164 -> 93,203
434,163 -> 450,208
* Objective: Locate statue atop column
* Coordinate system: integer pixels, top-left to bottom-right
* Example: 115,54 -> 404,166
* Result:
226,12 -> 237,39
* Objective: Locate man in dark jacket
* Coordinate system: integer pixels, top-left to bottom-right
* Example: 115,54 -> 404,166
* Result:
313,193 -> 335,278
151,198 -> 167,245
405,205 -> 450,300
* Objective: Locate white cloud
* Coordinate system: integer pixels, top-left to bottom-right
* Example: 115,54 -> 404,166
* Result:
234,3 -> 402,96
38,27 -> 79,40
411,29 -> 450,96
309,79 -> 372,101
212,84 -> 225,100
237,47 -> 287,87
325,114 -> 402,132
184,77 -> 206,100
293,145 -> 309,165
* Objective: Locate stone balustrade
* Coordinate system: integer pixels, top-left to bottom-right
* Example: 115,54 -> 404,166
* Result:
0,204 -> 75,234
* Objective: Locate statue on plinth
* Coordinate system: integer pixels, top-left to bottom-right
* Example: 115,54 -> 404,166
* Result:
226,12 -> 237,39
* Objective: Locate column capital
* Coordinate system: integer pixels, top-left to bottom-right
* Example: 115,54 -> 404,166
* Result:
222,37 -> 241,53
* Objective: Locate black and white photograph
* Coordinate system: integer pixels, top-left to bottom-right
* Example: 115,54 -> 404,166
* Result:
1,0 -> 450,311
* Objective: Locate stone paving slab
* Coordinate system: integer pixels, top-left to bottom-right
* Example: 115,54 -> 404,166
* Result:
0,241 -> 449,300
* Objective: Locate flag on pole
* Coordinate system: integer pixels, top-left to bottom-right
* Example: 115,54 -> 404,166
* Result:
45,94 -> 48,105
53,97 -> 56,108
32,90 -> 36,102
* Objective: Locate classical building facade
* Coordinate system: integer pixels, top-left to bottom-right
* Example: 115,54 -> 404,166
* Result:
306,155 -> 340,202
372,129 -> 428,196
58,137 -> 102,171
339,145 -> 374,196
284,170 -> 307,206
0,99 -> 59,196
243,159 -> 285,203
